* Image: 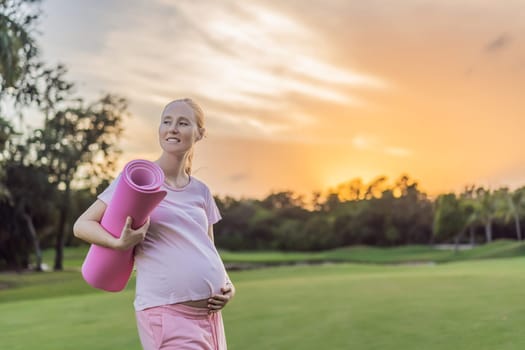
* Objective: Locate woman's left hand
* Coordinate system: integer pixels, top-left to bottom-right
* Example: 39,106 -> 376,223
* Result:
208,283 -> 236,314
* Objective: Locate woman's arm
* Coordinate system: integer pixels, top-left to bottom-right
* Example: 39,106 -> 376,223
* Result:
73,199 -> 149,251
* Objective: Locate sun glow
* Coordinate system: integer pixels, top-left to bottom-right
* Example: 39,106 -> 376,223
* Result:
38,0 -> 525,199
321,165 -> 379,192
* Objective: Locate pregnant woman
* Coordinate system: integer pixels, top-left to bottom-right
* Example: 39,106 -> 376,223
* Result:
73,98 -> 234,350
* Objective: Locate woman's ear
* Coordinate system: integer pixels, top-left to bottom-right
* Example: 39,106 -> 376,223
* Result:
197,128 -> 206,141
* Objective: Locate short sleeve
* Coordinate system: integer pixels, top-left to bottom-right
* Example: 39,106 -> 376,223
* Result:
205,187 -> 222,225
97,174 -> 121,205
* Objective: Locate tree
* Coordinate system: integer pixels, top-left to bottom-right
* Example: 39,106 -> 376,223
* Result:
334,178 -> 365,201
510,187 -> 525,240
296,214 -> 333,251
0,116 -> 16,198
322,193 -> 341,212
364,176 -> 388,200
33,94 -> 127,270
389,177 -> 433,245
214,198 -> 259,250
433,193 -> 467,248
0,0 -> 35,203
0,0 -> 40,94
260,191 -> 309,222
333,201 -> 375,246
0,127 -> 55,271
458,185 -> 479,245
494,187 -> 525,241
1,0 -> 128,272
474,187 -> 496,243
3,162 -> 57,271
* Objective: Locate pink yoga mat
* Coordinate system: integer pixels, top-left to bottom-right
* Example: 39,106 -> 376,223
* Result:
81,159 -> 167,292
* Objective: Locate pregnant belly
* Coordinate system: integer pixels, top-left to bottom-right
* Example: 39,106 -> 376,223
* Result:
136,255 -> 227,301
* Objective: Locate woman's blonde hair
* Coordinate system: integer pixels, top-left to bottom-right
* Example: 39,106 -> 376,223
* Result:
162,98 -> 205,175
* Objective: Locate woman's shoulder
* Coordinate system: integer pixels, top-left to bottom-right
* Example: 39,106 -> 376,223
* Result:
189,175 -> 213,194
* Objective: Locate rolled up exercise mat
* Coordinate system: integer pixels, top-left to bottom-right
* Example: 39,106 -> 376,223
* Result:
81,159 -> 167,292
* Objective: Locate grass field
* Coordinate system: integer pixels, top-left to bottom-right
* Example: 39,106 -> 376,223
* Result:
35,239 -> 525,269
220,239 -> 525,265
2,242 -> 525,349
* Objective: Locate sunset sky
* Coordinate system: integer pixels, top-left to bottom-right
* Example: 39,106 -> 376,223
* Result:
37,0 -> 525,199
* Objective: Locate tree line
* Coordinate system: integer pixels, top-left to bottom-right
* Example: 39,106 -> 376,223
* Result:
213,177 -> 525,251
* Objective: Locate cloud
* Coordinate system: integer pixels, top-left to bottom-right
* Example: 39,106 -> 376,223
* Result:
352,134 -> 378,150
484,33 -> 512,53
384,146 -> 413,157
228,172 -> 251,182
44,0 -> 388,145
352,134 -> 412,158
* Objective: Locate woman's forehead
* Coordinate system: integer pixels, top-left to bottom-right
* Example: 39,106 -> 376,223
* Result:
161,101 -> 195,119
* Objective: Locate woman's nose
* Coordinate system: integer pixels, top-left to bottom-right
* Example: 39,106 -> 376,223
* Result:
168,123 -> 179,133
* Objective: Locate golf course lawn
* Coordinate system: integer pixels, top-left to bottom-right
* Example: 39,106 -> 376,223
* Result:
2,257 -> 525,349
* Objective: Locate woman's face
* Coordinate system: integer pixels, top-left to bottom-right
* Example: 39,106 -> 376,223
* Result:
158,101 -> 202,154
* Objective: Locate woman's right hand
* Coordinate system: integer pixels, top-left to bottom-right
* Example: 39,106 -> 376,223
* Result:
115,216 -> 150,250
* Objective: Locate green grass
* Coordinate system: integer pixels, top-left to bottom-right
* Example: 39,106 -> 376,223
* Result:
41,245 -> 90,269
226,260 -> 525,350
2,240 -> 523,304
2,259 -> 525,349
3,241 -> 525,349
0,270 -> 102,303
220,239 -> 525,265
35,240 -> 525,269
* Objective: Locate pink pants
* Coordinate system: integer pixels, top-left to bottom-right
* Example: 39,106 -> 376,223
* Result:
136,304 -> 227,350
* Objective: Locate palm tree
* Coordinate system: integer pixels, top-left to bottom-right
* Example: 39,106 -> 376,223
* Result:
475,187 -> 496,243
511,187 -> 525,240
459,185 -> 478,245
495,187 -> 525,241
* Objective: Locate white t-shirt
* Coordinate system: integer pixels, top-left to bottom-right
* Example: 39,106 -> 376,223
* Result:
98,175 -> 228,311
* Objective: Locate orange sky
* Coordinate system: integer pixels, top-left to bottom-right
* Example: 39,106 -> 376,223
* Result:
38,0 -> 525,198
